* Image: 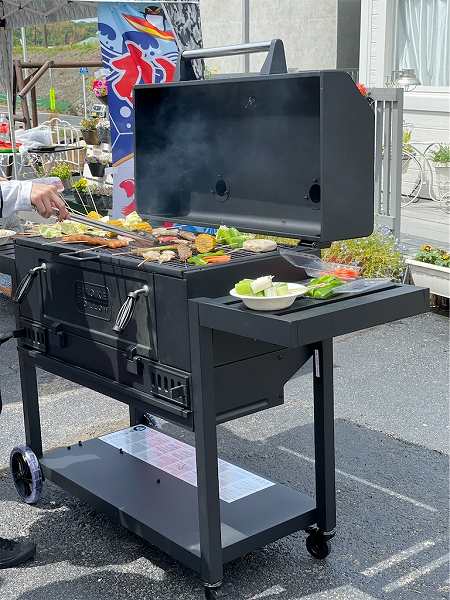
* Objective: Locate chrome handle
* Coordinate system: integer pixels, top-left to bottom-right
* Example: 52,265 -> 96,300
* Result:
13,263 -> 47,304
113,285 -> 149,333
182,41 -> 273,60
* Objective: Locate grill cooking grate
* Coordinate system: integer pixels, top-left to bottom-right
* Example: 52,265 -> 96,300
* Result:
56,243 -> 298,271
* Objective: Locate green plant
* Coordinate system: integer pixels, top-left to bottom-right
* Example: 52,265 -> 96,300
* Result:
322,231 -> 405,280
49,162 -> 72,181
87,154 -> 109,165
402,130 -> 414,154
430,144 -> 450,164
80,117 -> 98,131
415,245 -> 450,268
72,177 -> 89,193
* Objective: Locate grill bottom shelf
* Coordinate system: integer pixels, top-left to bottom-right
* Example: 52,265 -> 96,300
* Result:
40,437 -> 316,573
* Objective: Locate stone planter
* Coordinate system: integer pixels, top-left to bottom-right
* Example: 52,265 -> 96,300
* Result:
433,162 -> 450,189
81,129 -> 99,146
406,258 -> 450,298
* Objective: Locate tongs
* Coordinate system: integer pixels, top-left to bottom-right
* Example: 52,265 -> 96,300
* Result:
53,209 -> 156,247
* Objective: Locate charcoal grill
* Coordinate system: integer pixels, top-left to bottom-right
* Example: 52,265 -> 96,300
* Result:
3,41 -> 428,599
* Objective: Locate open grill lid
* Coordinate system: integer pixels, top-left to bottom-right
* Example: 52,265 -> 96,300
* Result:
134,41 -> 374,244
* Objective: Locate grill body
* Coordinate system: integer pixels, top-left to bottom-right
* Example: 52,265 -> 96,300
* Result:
14,237 -> 311,427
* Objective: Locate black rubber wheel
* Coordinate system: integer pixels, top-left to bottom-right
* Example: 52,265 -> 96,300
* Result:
10,446 -> 43,505
306,534 -> 331,559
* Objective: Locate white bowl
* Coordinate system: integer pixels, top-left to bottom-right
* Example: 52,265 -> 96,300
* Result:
0,230 -> 16,246
230,283 -> 308,311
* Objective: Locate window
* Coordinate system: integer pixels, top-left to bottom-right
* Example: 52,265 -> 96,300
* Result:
394,0 -> 449,87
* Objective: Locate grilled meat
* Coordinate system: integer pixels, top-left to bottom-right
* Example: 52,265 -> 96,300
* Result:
177,244 -> 193,261
62,235 -> 129,249
159,250 -> 176,263
179,231 -> 196,242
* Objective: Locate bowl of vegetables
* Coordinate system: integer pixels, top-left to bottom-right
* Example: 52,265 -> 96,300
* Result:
231,276 -> 307,311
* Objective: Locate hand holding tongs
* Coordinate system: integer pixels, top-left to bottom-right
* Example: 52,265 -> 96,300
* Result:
52,208 -> 156,247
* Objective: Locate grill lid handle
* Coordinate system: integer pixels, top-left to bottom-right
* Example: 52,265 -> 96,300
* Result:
13,263 -> 47,304
175,39 -> 287,81
113,285 -> 149,334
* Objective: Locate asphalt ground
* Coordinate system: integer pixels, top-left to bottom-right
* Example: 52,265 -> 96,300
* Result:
0,294 -> 448,600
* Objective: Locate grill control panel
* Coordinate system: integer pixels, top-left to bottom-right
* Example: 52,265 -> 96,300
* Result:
75,281 -> 111,320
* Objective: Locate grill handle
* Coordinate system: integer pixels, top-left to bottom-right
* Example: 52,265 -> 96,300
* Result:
175,39 -> 287,81
113,285 -> 149,334
13,263 -> 47,304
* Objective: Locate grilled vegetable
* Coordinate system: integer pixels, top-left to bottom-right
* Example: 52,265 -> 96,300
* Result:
195,233 -> 216,253
188,255 -> 207,266
204,255 -> 230,264
215,225 -> 246,248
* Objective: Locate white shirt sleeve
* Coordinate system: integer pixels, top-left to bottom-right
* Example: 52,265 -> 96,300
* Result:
0,180 -> 33,219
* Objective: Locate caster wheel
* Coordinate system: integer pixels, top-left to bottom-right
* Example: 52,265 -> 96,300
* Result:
10,446 -> 43,505
306,534 -> 331,559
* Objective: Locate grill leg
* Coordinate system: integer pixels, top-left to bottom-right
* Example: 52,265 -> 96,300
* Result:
190,304 -> 223,587
18,349 -> 43,458
312,339 -> 336,533
129,405 -> 145,427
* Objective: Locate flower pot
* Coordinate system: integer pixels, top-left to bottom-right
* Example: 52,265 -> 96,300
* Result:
97,95 -> 108,106
96,195 -> 113,211
433,162 -> 450,188
81,129 -> 99,146
406,258 -> 450,298
88,162 -> 106,178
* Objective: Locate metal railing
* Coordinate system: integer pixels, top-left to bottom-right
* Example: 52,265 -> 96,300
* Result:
369,87 -> 404,239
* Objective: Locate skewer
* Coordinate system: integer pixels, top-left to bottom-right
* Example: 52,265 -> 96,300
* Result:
65,244 -> 109,255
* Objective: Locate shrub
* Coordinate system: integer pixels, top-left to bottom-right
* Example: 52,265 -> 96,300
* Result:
430,144 -> 450,164
415,245 -> 450,268
322,231 -> 405,280
49,162 -> 72,181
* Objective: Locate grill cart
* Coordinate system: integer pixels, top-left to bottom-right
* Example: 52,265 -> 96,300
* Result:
3,42 -> 427,599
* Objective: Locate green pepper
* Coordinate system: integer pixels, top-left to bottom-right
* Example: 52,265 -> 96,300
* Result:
188,256 -> 207,266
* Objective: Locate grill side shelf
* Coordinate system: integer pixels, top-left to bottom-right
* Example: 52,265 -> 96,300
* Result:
192,285 -> 429,347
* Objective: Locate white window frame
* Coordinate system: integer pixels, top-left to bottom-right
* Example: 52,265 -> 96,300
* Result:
359,0 -> 450,111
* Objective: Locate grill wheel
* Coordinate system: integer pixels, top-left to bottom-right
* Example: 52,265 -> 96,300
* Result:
10,446 -> 43,505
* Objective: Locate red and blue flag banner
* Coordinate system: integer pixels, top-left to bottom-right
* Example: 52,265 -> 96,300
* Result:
97,3 -> 178,217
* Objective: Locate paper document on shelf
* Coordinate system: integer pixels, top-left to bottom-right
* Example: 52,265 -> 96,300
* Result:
100,425 -> 274,503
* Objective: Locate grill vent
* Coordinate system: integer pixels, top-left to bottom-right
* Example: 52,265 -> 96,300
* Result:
148,363 -> 190,408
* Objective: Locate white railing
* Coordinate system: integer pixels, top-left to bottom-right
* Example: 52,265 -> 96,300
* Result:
369,87 -> 404,239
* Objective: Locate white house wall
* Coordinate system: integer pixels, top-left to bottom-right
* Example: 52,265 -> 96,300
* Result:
360,0 -> 450,199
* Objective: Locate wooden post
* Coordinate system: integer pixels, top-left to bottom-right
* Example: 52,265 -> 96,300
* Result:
14,60 -> 31,129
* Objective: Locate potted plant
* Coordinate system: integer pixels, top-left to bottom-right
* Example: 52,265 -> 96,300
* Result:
80,117 -> 99,146
71,177 -> 90,209
49,162 -> 72,190
321,230 -> 405,280
86,154 -> 109,178
89,183 -> 113,212
430,144 -> 450,188
96,118 -> 111,145
406,245 -> 450,298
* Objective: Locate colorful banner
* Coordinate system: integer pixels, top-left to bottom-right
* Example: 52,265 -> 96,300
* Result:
97,3 -> 178,217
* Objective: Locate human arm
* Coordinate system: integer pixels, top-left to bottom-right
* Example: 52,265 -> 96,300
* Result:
0,180 -> 68,220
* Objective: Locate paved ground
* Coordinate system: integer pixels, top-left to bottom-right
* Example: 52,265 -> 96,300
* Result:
401,199 -> 450,250
0,294 -> 448,600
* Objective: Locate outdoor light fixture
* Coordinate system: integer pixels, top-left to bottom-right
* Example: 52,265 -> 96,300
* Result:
390,68 -> 421,91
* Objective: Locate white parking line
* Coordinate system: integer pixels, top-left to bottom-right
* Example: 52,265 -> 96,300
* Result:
361,540 -> 436,576
383,553 -> 450,592
278,446 -> 438,513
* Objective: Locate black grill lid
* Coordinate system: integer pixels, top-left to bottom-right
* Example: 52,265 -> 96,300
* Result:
134,69 -> 374,243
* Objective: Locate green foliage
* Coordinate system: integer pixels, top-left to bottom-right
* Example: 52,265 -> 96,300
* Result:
402,130 -> 414,154
430,144 -> 450,164
80,117 -> 98,131
321,231 -> 405,280
49,162 -> 72,181
72,177 -> 89,193
13,21 -> 98,48
415,245 -> 450,268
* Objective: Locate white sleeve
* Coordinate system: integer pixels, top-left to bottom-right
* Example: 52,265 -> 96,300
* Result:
0,180 -> 33,219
